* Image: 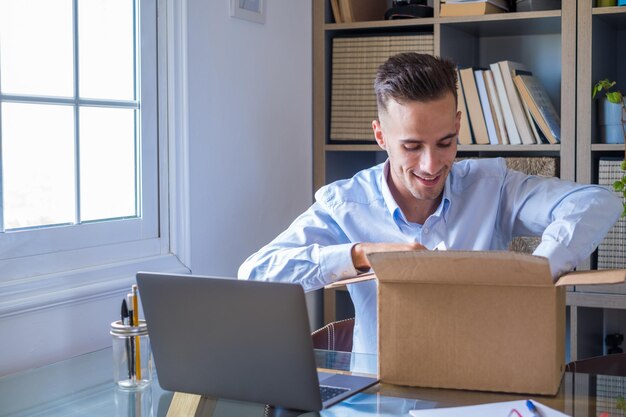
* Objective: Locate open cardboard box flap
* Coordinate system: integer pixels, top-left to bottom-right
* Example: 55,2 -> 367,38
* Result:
325,251 -> 626,289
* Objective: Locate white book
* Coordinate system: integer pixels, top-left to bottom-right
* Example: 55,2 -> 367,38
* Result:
474,69 -> 498,145
489,62 -> 521,145
497,60 -> 535,145
459,67 -> 489,144
484,69 -> 508,144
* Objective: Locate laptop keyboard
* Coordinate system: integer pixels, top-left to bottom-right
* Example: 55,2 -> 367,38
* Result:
319,385 -> 350,402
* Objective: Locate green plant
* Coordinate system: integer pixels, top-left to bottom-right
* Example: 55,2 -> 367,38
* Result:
617,395 -> 626,412
593,79 -> 626,217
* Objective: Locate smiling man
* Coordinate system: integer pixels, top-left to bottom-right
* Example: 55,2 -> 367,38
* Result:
238,53 -> 621,355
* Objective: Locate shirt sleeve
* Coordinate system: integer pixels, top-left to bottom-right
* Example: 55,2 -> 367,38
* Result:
237,201 -> 360,291
501,167 -> 623,279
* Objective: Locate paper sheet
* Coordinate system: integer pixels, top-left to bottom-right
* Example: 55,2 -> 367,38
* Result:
409,400 -> 570,417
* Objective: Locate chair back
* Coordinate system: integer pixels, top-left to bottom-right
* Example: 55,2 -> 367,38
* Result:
311,318 -> 355,352
566,353 -> 626,376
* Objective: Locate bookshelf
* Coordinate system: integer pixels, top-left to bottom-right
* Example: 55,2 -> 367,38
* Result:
314,0 -> 576,193
571,0 -> 626,360
313,1 -> 622,360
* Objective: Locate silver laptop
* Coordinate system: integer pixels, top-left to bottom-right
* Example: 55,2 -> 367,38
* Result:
136,272 -> 378,411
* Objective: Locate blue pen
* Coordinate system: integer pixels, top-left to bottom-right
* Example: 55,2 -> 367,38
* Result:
526,400 -> 543,417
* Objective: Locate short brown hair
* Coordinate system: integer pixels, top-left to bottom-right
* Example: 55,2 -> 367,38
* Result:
374,53 -> 458,114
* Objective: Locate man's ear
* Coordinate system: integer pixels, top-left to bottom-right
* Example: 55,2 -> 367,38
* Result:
372,119 -> 386,150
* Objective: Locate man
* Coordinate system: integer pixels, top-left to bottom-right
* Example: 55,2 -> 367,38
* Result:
238,53 -> 622,355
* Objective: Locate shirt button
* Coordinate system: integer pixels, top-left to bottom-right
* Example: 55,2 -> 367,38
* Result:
423,227 -> 429,234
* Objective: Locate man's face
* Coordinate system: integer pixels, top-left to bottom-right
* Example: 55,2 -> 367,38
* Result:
372,93 -> 460,208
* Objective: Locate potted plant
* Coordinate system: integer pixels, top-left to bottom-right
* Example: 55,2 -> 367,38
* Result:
592,79 -> 626,216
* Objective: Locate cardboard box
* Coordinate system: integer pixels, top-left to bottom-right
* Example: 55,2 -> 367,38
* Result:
336,251 -> 626,395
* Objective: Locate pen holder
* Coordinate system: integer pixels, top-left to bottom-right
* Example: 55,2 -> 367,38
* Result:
110,319 -> 152,390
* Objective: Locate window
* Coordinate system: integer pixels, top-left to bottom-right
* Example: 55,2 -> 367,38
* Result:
0,0 -> 161,281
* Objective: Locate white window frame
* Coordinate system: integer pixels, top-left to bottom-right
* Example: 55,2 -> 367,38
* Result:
0,0 -> 191,317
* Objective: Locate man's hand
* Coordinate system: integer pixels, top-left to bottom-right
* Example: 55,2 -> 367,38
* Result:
351,242 -> 427,272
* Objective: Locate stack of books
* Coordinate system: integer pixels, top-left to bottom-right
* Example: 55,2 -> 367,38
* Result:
440,0 -> 510,17
456,60 -> 561,146
330,34 -> 434,142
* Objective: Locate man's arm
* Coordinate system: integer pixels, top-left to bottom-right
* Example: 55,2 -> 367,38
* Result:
238,202 -> 361,291
503,169 -> 622,278
238,202 -> 426,291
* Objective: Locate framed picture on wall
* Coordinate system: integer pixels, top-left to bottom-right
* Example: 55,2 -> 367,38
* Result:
230,0 -> 265,24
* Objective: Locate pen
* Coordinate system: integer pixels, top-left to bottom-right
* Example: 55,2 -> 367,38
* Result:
127,293 -> 136,382
526,400 -> 543,417
132,285 -> 142,381
121,299 -> 133,380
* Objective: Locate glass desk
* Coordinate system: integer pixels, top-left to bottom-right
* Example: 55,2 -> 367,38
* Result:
0,348 -> 625,417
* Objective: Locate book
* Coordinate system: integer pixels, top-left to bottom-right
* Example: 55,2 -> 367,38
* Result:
483,69 -> 508,144
338,0 -> 353,22
440,0 -> 508,17
518,90 -> 540,144
489,62 -> 521,145
330,0 -> 342,23
513,73 -> 561,144
456,69 -> 473,145
474,69 -> 499,145
338,0 -> 387,23
497,60 -> 536,145
459,67 -> 490,144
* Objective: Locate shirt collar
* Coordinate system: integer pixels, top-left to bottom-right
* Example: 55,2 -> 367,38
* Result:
380,159 -> 452,225
380,160 -> 406,224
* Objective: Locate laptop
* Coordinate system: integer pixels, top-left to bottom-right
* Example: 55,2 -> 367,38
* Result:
136,272 -> 378,411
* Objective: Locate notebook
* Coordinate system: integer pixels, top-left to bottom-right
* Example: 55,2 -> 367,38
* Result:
136,272 -> 378,411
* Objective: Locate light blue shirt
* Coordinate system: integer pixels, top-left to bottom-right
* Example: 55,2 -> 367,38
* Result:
238,158 -> 622,355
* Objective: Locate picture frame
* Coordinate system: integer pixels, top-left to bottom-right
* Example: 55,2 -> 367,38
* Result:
230,0 -> 265,24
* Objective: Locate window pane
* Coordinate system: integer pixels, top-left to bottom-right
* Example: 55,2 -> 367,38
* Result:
1,103 -> 76,229
0,0 -> 74,97
79,107 -> 137,222
78,0 -> 135,100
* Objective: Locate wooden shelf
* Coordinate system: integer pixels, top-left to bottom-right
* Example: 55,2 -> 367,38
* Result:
326,144 -> 380,152
567,291 -> 626,310
324,18 -> 436,31
439,10 -> 560,24
458,144 -> 561,152
592,6 -> 626,16
325,144 -> 561,152
591,143 -> 626,152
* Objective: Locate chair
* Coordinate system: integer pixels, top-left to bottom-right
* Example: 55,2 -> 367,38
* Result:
311,317 -> 355,352
565,353 -> 626,376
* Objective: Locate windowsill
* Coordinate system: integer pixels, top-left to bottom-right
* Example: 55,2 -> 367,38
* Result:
0,253 -> 189,318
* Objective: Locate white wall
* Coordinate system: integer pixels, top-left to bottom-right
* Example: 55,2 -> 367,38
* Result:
186,0 -> 313,277
0,0 -> 313,377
